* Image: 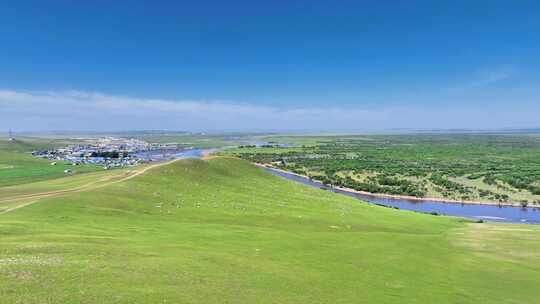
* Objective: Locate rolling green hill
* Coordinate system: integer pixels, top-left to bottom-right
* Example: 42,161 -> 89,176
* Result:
0,157 -> 539,303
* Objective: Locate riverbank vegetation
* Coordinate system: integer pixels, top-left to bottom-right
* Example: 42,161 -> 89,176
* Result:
223,134 -> 540,206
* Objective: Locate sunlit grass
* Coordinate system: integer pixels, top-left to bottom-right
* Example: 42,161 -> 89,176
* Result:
0,157 -> 539,303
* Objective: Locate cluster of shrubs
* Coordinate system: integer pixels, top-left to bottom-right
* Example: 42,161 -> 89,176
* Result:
484,174 -> 540,196
429,174 -> 473,195
307,174 -> 427,198
234,139 -> 540,201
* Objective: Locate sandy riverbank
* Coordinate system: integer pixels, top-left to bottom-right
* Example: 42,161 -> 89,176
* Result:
254,163 -> 539,209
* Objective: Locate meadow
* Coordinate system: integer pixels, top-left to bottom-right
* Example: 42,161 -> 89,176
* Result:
0,157 -> 539,303
0,136 -> 89,153
226,134 -> 540,206
0,132 -> 264,188
0,139 -> 103,187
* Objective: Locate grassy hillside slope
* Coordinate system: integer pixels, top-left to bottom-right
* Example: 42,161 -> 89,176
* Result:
0,151 -> 102,187
0,158 -> 539,303
0,139 -> 102,187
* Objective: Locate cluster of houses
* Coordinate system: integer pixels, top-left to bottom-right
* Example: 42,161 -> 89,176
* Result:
32,137 -> 179,170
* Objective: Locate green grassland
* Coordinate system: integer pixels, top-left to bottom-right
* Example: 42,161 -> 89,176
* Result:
0,137 -> 88,153
0,139 -> 103,187
225,134 -> 540,205
0,157 -> 539,303
0,165 -> 148,213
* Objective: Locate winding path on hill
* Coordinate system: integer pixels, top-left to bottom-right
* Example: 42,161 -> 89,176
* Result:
0,159 -> 180,214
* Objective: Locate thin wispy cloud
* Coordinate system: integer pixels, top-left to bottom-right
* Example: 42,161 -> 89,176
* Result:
441,64 -> 517,95
0,89 -> 384,131
474,64 -> 516,86
449,65 -> 516,93
0,89 -> 536,132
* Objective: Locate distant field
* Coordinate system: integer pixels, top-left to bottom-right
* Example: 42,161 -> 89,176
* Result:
133,133 -> 269,148
0,139 -> 103,187
223,134 -> 540,206
0,157 -> 539,303
0,151 -> 103,187
0,137 -> 86,152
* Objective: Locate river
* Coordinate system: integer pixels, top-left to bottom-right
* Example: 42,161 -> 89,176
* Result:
262,167 -> 540,224
134,148 -> 211,161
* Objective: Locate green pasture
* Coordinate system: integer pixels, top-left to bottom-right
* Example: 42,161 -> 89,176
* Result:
0,139 -> 103,187
0,137 -> 85,153
0,157 -> 539,303
0,151 -> 102,187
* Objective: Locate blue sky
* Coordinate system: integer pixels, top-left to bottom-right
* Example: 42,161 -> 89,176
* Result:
1,0 -> 539,131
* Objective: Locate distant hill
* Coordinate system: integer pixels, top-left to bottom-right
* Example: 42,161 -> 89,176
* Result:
0,137 -> 84,152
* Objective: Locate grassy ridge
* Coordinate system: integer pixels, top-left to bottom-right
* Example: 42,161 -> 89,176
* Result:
0,158 -> 539,303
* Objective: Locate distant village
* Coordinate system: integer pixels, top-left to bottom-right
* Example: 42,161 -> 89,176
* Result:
32,137 -> 185,170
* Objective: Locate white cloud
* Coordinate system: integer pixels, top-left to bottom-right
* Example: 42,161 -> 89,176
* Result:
475,64 -> 515,85
0,89 -> 387,131
0,89 -> 537,132
449,65 -> 516,92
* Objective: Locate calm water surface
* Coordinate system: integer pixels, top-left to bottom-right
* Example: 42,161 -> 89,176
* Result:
263,167 -> 540,224
134,148 -> 209,161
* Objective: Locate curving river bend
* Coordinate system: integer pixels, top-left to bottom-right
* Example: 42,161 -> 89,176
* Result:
262,166 -> 540,224
171,149 -> 540,224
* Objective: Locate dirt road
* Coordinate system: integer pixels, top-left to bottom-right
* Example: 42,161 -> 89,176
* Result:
0,159 -> 179,214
